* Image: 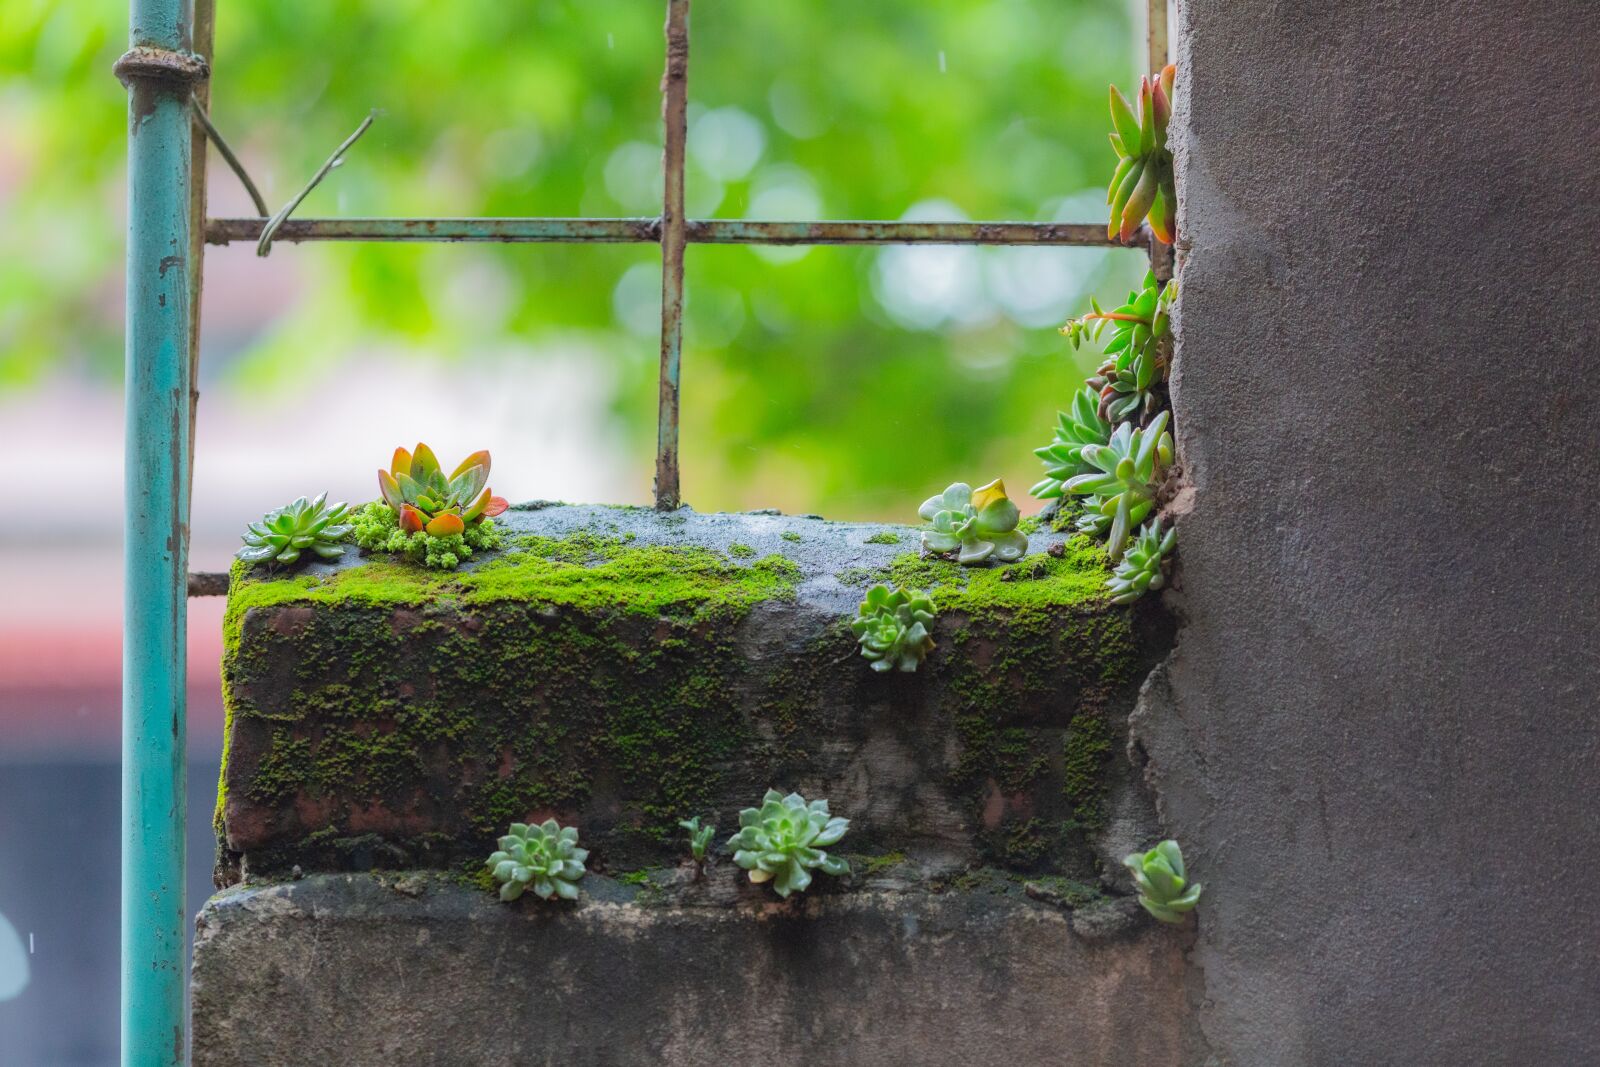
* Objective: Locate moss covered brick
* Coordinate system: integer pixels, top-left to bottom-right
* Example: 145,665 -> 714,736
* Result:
217,505 -> 1159,881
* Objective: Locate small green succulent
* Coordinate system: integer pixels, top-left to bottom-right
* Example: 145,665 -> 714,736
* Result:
851,584 -> 936,672
1066,411 -> 1173,562
919,479 -> 1028,565
1107,518 -> 1176,603
237,493 -> 352,567
1031,384 -> 1114,500
351,500 -> 501,569
1062,271 -> 1175,425
728,789 -> 850,898
679,816 -> 716,864
1124,839 -> 1201,923
486,819 -> 588,902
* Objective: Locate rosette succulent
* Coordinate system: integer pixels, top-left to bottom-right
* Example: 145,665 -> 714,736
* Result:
851,584 -> 936,673
485,819 -> 588,902
237,493 -> 352,567
919,479 -> 1028,565
1067,411 -> 1173,562
1106,63 -> 1176,244
1031,384 -> 1114,500
1124,839 -> 1202,923
728,789 -> 850,898
1106,518 -> 1176,604
377,442 -> 508,536
1062,271 -> 1176,424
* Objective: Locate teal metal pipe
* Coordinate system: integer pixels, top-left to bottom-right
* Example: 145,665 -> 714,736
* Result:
117,0 -> 198,1061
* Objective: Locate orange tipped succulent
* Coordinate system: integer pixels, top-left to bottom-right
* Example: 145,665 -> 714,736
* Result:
1106,63 -> 1176,245
377,443 -> 508,536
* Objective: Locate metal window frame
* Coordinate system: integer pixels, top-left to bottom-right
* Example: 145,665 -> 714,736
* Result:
114,0 -> 1169,1061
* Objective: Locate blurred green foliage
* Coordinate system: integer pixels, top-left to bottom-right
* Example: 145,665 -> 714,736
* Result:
1,0 -> 1144,517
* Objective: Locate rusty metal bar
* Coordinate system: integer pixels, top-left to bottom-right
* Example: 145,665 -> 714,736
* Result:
188,571 -> 231,597
186,0 -> 213,519
205,216 -> 1129,247
655,0 -> 690,510
1146,0 -> 1174,281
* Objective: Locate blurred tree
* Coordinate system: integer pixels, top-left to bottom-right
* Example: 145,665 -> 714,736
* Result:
0,0 -> 1144,518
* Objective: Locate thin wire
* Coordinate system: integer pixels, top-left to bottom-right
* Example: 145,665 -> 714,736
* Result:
189,96 -> 269,217
256,111 -> 378,257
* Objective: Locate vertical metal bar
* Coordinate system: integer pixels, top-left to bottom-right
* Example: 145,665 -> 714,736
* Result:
655,0 -> 690,510
117,0 -> 196,1062
1146,0 -> 1175,281
187,0 -> 215,511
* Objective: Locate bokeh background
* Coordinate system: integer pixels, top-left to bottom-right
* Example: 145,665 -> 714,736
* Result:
1,0 -> 1144,1060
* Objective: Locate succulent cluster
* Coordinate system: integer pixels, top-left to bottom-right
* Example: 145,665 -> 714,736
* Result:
1066,411 -> 1173,562
1031,384 -> 1114,500
1107,518 -> 1176,604
353,443 -> 507,569
919,480 -> 1028,565
1107,63 -> 1176,244
679,816 -> 716,864
728,789 -> 850,898
378,443 -> 508,536
1124,839 -> 1201,923
1062,271 -> 1175,425
237,493 -> 352,567
486,819 -> 589,903
851,584 -> 936,673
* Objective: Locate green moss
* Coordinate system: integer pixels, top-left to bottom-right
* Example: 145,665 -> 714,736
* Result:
728,542 -> 756,558
780,531 -> 802,543
1017,516 -> 1042,535
863,531 -> 901,545
1062,712 -> 1113,831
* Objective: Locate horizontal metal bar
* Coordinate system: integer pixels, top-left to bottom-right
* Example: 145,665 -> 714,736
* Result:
188,571 -> 229,597
206,216 -> 1139,248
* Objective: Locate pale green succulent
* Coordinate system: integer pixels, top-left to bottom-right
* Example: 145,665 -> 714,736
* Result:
1067,411 -> 1173,562
679,816 -> 716,864
1124,839 -> 1201,923
851,584 -> 936,672
728,789 -> 850,897
1063,271 -> 1176,425
1031,384 -> 1114,500
237,493 -> 352,567
919,479 -> 1028,565
486,819 -> 588,902
1107,518 -> 1176,603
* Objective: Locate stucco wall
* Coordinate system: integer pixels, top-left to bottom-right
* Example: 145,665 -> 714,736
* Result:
1152,2 -> 1600,1063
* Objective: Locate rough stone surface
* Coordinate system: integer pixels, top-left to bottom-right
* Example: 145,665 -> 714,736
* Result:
218,505 -> 1168,881
1159,3 -> 1600,1062
192,873 -> 1196,1067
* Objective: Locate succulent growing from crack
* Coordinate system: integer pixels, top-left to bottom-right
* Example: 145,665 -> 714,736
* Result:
1067,411 -> 1173,562
851,583 -> 936,672
728,789 -> 850,898
1032,384 -> 1114,500
1124,839 -> 1201,923
377,442 -> 508,537
679,816 -> 716,864
1062,271 -> 1176,424
919,480 -> 1028,565
237,493 -> 352,567
486,819 -> 588,902
1106,518 -> 1176,603
1107,63 -> 1176,244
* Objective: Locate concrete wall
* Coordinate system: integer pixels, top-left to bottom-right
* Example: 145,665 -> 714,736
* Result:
1153,2 -> 1600,1063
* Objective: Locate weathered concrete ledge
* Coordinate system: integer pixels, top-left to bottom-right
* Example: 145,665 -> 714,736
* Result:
192,872 -> 1196,1066
218,504 -> 1170,881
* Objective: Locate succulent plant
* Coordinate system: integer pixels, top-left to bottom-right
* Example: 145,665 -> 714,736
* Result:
1107,518 -> 1176,604
1107,63 -> 1176,244
237,493 -> 352,567
679,816 -> 716,864
350,500 -> 502,569
1124,839 -> 1201,923
1066,411 -> 1173,562
377,442 -> 508,537
919,480 -> 1029,565
851,584 -> 936,672
1062,271 -> 1176,424
486,819 -> 588,902
727,789 -> 850,898
1031,385 -> 1114,500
